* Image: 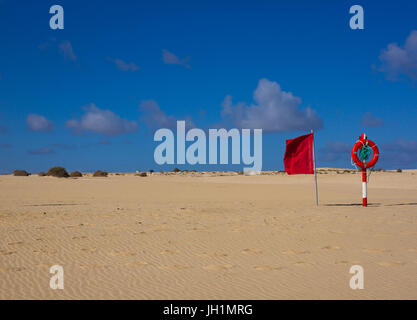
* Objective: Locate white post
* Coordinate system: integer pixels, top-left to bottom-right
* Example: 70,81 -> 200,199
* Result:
311,130 -> 319,206
362,168 -> 367,207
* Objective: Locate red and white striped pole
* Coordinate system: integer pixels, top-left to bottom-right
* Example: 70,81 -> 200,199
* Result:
362,167 -> 367,207
352,133 -> 379,207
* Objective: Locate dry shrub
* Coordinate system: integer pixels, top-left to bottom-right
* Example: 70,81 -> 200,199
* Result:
38,172 -> 46,176
47,167 -> 69,178
173,168 -> 181,173
14,170 -> 30,176
93,170 -> 108,177
70,171 -> 83,177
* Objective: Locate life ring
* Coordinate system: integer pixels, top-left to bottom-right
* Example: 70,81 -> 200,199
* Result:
351,134 -> 380,169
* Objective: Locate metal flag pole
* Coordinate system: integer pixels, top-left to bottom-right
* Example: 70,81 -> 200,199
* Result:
311,130 -> 319,206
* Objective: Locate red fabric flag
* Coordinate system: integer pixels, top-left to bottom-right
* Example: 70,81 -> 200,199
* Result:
284,133 -> 314,175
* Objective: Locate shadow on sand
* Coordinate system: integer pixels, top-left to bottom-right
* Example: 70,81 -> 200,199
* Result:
324,202 -> 417,207
324,203 -> 380,207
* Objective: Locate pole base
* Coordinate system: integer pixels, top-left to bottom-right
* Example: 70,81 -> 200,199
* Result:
363,198 -> 367,207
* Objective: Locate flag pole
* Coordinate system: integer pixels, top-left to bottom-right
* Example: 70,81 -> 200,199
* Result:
311,130 -> 319,206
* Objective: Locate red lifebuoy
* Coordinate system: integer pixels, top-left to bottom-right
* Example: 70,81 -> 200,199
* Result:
351,134 -> 380,169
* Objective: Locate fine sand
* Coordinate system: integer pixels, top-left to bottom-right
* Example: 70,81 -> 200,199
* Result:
0,169 -> 416,299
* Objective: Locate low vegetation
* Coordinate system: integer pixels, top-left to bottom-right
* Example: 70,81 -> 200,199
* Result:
93,170 -> 108,177
46,167 -> 69,178
70,171 -> 83,177
14,170 -> 30,176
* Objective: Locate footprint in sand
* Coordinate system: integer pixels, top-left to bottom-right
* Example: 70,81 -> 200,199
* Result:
328,230 -> 345,235
186,227 -> 209,232
373,233 -> 391,238
377,261 -> 406,267
0,267 -> 26,272
362,248 -> 390,254
254,265 -> 283,271
78,248 -> 98,254
241,248 -> 262,255
203,264 -> 234,271
72,236 -> 88,240
198,252 -> 228,258
173,264 -> 192,270
33,248 -> 58,255
160,249 -> 180,255
1,251 -> 17,256
111,250 -> 135,256
8,241 -> 24,246
282,249 -> 310,255
321,245 -> 340,250
79,264 -> 107,270
294,261 -> 316,266
151,227 -> 172,232
125,261 -> 149,267
157,264 -> 191,270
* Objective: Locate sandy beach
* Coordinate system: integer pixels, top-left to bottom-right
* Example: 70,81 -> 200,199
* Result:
0,169 -> 416,299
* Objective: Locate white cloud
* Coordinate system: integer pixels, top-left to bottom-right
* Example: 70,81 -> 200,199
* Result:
162,49 -> 191,69
66,104 -> 139,136
59,40 -> 77,61
140,99 -> 194,131
378,30 -> 417,81
26,114 -> 54,132
111,58 -> 139,72
221,78 -> 323,132
361,112 -> 383,127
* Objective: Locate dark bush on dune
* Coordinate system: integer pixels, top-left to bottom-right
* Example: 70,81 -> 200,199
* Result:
14,170 -> 30,176
70,171 -> 83,177
47,167 -> 69,178
139,172 -> 147,177
173,168 -> 181,173
38,172 -> 46,176
397,168 -> 402,173
93,170 -> 108,177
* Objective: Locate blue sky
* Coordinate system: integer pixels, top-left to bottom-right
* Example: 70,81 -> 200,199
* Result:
1,0 -> 417,173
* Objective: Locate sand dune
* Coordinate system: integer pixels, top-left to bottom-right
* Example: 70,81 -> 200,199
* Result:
0,170 -> 416,299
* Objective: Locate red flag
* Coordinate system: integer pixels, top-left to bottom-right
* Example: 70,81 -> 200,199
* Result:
284,133 -> 314,175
